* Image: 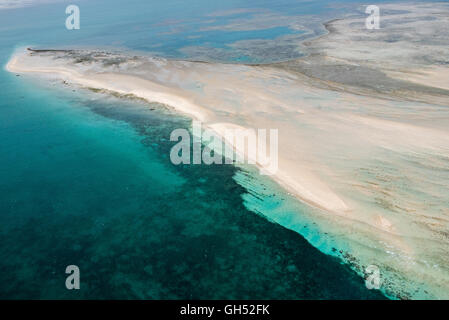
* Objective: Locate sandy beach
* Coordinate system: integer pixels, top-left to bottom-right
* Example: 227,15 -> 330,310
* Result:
7,53 -> 352,213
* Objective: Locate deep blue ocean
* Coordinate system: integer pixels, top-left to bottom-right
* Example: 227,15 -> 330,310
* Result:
0,0 -> 407,299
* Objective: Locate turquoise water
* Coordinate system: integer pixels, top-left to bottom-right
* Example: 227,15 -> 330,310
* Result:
0,0 -> 401,299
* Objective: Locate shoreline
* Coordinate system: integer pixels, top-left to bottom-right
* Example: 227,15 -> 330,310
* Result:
6,52 -> 349,214
7,42 -> 449,298
7,48 -> 449,300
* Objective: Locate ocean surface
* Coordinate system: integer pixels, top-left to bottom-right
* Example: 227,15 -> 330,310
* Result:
0,0 -> 429,299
